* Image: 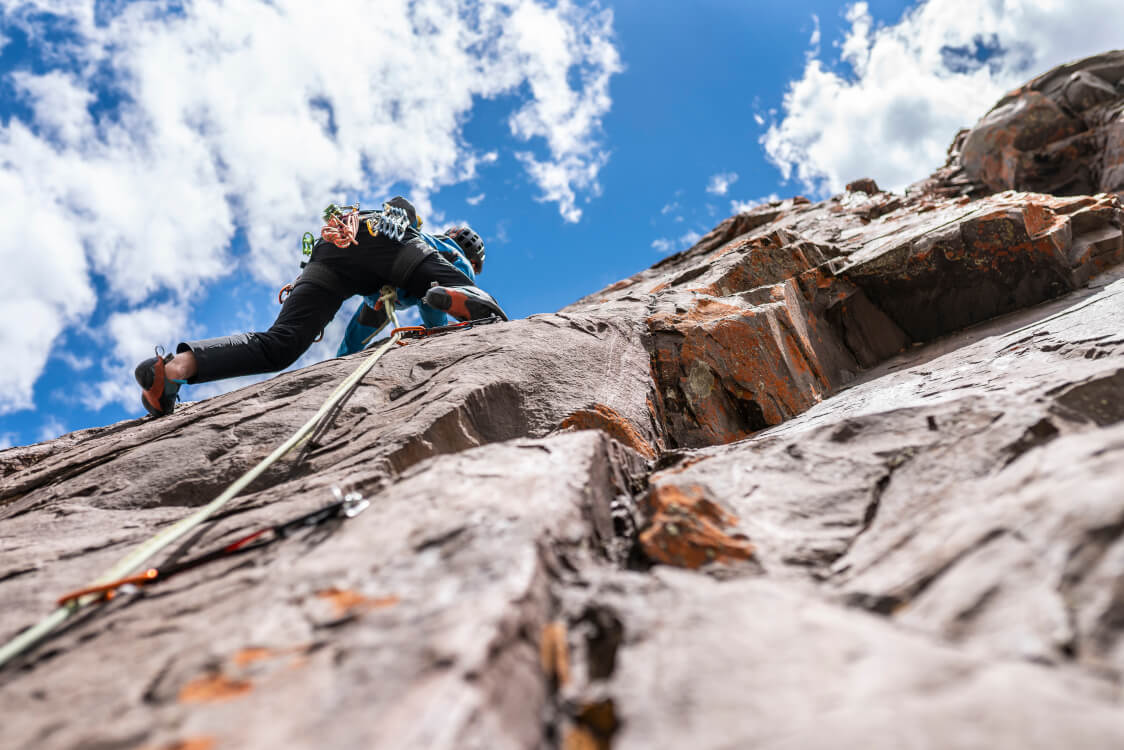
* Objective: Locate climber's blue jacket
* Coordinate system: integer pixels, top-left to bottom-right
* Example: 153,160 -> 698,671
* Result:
336,232 -> 476,356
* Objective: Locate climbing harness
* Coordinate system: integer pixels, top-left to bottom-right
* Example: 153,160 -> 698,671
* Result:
320,201 -> 414,249
390,315 -> 502,345
56,489 -> 369,607
0,288 -> 404,670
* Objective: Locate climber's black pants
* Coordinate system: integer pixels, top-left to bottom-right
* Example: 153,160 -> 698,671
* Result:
180,253 -> 475,384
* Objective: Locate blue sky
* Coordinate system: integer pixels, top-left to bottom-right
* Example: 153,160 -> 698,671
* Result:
2,0 -> 1122,448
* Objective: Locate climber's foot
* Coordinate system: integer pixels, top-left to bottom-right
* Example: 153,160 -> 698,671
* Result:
423,285 -> 509,322
134,349 -> 183,417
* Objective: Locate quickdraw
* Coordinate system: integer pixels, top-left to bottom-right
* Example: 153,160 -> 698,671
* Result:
390,316 -> 502,346
368,203 -> 411,242
320,200 -> 414,249
56,489 -> 369,607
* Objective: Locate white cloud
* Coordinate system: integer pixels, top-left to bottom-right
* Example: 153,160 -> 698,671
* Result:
78,303 -> 191,411
762,0 -> 1124,196
494,220 -> 510,244
652,229 -> 703,255
507,0 -> 621,222
54,350 -> 94,371
753,113 -> 765,126
516,149 -> 608,222
0,431 -> 19,450
660,201 -> 679,215
466,193 -> 486,206
0,0 -> 621,414
37,415 -> 66,442
706,171 -> 739,196
808,14 -> 821,59
730,194 -> 780,213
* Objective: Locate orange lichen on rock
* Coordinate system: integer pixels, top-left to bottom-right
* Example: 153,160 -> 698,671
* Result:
563,699 -> 619,750
1022,201 -> 1069,239
560,403 -> 655,458
232,647 -> 275,667
147,737 -> 217,750
563,727 -> 604,750
178,674 -> 252,703
647,298 -> 743,330
540,621 -> 571,687
315,588 -> 399,617
693,232 -> 829,297
645,268 -> 867,447
639,484 -> 754,569
682,309 -> 823,420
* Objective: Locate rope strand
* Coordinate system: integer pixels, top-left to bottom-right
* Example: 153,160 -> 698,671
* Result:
0,288 -> 401,670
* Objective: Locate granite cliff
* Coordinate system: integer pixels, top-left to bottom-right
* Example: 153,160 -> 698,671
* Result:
2,51 -> 1124,750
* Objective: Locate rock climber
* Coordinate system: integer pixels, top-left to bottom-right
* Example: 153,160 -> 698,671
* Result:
334,222 -> 484,356
134,196 -> 507,418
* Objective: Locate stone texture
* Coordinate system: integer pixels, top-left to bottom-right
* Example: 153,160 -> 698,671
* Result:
922,50 -> 1124,199
3,51 -> 1124,750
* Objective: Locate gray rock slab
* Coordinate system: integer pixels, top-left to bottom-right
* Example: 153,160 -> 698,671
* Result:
0,431 -> 645,750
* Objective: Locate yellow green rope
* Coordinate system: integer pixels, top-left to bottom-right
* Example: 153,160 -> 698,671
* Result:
0,289 -> 401,670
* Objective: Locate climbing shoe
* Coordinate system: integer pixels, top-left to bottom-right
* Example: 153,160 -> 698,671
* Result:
423,285 -> 509,322
134,349 -> 183,417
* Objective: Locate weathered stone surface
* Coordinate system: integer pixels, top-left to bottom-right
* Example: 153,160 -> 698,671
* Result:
566,188 -> 1121,447
1,431 -> 646,750
1,313 -> 661,515
845,177 -> 881,194
3,51 -> 1124,750
538,272 -> 1124,750
924,50 -> 1124,198
600,571 -> 1124,750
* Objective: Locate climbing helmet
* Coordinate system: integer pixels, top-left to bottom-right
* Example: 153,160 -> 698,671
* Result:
446,225 -> 485,272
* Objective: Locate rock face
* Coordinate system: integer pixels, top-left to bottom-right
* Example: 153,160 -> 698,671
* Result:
923,50 -> 1124,200
3,52 -> 1124,750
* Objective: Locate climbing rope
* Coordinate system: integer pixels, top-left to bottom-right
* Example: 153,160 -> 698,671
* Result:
0,288 -> 403,670
55,489 -> 370,607
321,203 -> 361,248
390,316 -> 502,346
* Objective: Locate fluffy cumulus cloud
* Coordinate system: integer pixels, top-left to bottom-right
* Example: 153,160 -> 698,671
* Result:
0,0 -> 620,414
706,171 -> 738,196
763,0 -> 1124,196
